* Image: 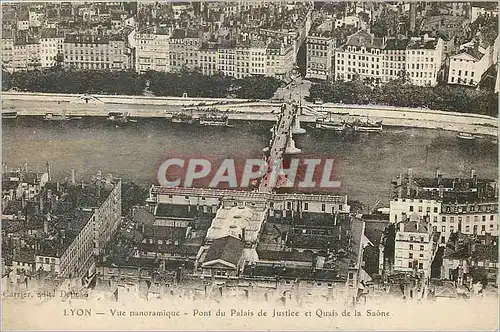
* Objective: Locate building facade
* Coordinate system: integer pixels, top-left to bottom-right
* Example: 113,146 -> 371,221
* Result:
394,215 -> 439,277
135,32 -> 170,73
405,36 -> 444,87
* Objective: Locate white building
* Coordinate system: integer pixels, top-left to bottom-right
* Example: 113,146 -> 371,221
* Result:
306,31 -> 336,80
447,47 -> 489,86
39,36 -> 64,68
135,32 -> 170,73
334,30 -> 385,82
394,214 -> 439,277
405,36 -> 444,87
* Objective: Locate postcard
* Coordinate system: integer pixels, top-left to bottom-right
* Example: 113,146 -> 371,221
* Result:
1,1 -> 498,330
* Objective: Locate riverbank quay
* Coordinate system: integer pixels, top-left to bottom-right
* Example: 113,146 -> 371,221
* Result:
2,92 -> 498,137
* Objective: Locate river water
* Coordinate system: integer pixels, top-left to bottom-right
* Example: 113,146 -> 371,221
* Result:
2,117 -> 497,208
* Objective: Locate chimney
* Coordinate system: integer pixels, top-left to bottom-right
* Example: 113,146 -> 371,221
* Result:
46,161 -> 51,181
485,233 -> 492,246
470,169 -> 475,179
21,192 -> 27,209
56,181 -> 60,193
71,169 -> 76,185
435,168 -> 440,179
454,235 -> 459,252
241,227 -> 246,242
43,217 -> 49,234
47,189 -> 52,199
410,3 -> 416,33
399,222 -> 404,232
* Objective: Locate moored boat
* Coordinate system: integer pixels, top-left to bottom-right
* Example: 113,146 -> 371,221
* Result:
108,112 -> 137,124
2,111 -> 18,119
171,112 -> 195,124
456,132 -> 476,141
353,119 -> 383,132
315,119 -> 346,131
198,113 -> 231,127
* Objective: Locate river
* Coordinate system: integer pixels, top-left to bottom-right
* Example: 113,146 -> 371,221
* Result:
2,117 -> 497,209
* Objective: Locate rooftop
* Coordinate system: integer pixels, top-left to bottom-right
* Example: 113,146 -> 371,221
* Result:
206,205 -> 266,243
203,235 -> 245,266
443,233 -> 498,263
344,30 -> 384,49
406,37 -> 439,50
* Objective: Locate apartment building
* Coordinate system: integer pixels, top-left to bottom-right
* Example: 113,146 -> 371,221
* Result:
135,32 -> 170,73
63,34 -> 132,71
405,36 -> 444,87
306,31 -> 336,80
12,37 -> 41,71
394,214 -> 439,278
381,38 -> 408,83
334,30 -> 384,82
168,30 -> 201,72
36,178 -> 121,280
448,47 -> 490,86
39,31 -> 64,68
198,43 -> 220,76
2,32 -> 15,72
265,42 -> 295,81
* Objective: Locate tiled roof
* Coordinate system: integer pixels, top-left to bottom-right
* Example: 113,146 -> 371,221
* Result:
204,235 -> 245,266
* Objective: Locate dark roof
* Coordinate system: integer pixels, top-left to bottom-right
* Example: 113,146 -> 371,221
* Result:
204,236 -> 245,266
398,219 -> 430,234
258,249 -> 315,263
444,233 -> 498,262
132,207 -> 155,225
155,204 -> 196,219
13,248 -> 36,264
364,219 -> 388,248
345,30 -> 384,49
385,38 -> 409,50
242,264 -> 346,282
464,48 -> 486,61
407,38 -> 439,50
140,243 -> 200,256
143,225 -> 187,240
2,180 -> 19,191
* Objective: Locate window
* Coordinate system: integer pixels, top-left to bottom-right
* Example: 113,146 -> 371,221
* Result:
465,225 -> 470,232
442,217 -> 446,222
420,245 -> 424,251
418,206 -> 422,212
44,258 -> 49,264
409,253 -> 413,259
418,263 -> 423,269
482,216 -> 486,222
419,253 -> 424,258
408,262 -> 413,268
409,244 -> 413,250
434,207 -> 438,213
409,206 -> 414,212
490,215 -> 495,221
442,226 -> 446,232
304,202 -> 308,210
321,204 -> 325,212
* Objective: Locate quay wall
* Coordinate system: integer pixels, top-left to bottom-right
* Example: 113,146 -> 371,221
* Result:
2,92 -> 498,137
